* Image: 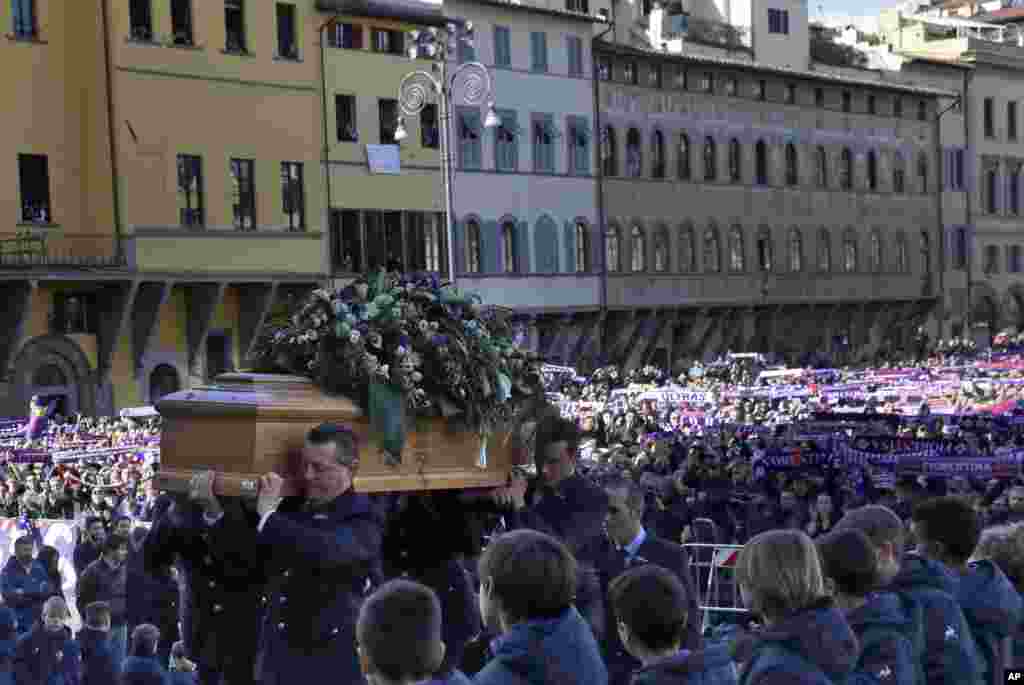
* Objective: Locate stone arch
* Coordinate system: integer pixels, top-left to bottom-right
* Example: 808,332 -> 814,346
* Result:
1006,284 -> 1024,331
149,365 -> 181,403
972,282 -> 1001,335
10,335 -> 95,417
139,350 -> 188,405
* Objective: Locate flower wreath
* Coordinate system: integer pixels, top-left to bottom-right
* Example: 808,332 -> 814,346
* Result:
254,271 -> 543,464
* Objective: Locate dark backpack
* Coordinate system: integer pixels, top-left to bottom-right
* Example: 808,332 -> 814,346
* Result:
854,600 -> 926,685
740,642 -> 834,685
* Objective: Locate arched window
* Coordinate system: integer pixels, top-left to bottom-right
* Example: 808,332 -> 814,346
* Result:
703,137 -> 716,181
680,222 -> 695,272
867,150 -> 878,191
704,224 -> 721,273
755,140 -> 768,185
785,143 -> 798,186
728,225 -> 745,272
817,227 -> 831,272
630,224 -> 647,271
678,134 -> 691,180
651,130 -> 665,178
869,230 -> 883,272
816,146 -> 827,188
893,152 -> 905,193
729,138 -> 741,182
602,126 -> 617,177
788,227 -> 803,272
465,218 -> 482,273
501,220 -> 518,273
149,364 -> 181,402
918,155 -> 928,192
626,128 -> 642,177
606,224 -> 621,272
651,226 -> 668,272
756,226 -> 773,272
840,148 -> 853,190
575,221 -> 589,272
843,229 -> 858,273
895,234 -> 908,273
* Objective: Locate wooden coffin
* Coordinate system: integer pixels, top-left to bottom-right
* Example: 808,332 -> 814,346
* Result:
155,373 -> 525,497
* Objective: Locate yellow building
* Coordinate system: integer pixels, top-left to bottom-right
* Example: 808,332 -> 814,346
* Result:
319,9 -> 447,276
0,0 -> 333,416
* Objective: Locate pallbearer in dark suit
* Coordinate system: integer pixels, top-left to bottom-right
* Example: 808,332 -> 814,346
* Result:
582,476 -> 702,685
190,422 -> 384,685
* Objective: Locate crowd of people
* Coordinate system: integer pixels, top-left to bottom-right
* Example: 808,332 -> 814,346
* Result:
1,347 -> 1024,684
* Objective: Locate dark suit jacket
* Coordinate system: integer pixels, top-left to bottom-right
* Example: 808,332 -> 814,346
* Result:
240,492 -> 383,685
583,531 -> 702,685
142,497 -> 265,678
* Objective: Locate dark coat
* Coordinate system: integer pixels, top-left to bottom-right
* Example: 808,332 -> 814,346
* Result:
473,607 -> 608,685
0,607 -> 17,685
14,623 -> 81,685
77,559 -> 128,628
77,627 -> 120,685
126,545 -> 179,645
1,557 -> 54,633
632,645 -> 738,685
889,553 -> 983,685
583,531 -> 703,685
737,599 -> 860,685
845,591 -> 923,685
141,497 -> 265,680
516,474 -> 610,554
119,655 -> 169,685
73,542 -> 102,579
240,492 -> 383,685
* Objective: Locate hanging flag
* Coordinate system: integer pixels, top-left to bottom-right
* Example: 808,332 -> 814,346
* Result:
714,548 -> 741,568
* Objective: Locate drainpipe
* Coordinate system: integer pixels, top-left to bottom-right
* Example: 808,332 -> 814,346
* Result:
100,0 -> 124,265
963,67 -> 974,336
932,83 -> 964,340
593,23 -> 614,363
319,16 -> 339,284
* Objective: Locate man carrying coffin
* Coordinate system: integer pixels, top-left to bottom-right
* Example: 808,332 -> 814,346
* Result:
190,422 -> 384,685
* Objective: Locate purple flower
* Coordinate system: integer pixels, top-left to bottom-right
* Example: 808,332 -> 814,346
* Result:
432,335 -> 449,346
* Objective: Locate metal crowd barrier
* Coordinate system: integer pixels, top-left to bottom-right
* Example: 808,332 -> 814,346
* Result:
684,542 -> 748,635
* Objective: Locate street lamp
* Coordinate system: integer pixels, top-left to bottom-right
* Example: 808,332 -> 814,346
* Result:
396,22 -> 499,286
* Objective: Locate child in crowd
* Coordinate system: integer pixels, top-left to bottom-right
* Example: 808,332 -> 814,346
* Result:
609,564 -> 737,685
817,528 -> 924,685
78,601 -> 119,685
357,579 -> 470,685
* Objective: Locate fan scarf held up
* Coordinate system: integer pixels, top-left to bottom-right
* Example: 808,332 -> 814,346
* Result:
254,271 -> 543,466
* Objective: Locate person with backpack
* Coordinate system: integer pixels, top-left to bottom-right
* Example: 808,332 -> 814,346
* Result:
733,529 -> 860,685
817,528 -> 924,685
835,504 -> 983,685
912,497 -> 1023,685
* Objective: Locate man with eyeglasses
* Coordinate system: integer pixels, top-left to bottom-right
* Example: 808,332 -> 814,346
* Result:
189,422 -> 384,685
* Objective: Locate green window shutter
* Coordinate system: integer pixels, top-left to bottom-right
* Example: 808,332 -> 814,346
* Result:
517,220 -> 531,273
454,217 -> 467,275
482,220 -> 500,273
563,220 -> 576,273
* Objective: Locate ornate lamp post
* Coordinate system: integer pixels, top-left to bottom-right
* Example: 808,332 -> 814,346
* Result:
394,23 -> 499,286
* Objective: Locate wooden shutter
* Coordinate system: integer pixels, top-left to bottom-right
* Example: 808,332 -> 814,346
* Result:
517,221 -> 531,273
563,220 -> 576,273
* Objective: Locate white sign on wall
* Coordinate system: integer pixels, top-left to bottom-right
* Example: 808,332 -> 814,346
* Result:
366,145 -> 401,174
